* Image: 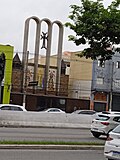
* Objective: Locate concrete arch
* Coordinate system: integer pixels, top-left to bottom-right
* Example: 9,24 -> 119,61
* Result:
40,18 -> 53,92
22,16 -> 64,97
52,20 -> 64,93
22,16 -> 41,91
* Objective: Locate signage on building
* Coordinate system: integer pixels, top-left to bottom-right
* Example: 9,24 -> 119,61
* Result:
28,81 -> 38,86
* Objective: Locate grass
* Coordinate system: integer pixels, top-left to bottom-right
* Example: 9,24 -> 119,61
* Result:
0,140 -> 105,145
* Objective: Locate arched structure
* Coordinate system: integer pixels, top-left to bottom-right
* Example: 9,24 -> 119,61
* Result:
22,16 -> 64,97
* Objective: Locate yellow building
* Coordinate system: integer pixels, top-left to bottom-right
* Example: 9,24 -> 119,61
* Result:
68,51 -> 93,100
28,51 -> 93,99
11,51 -> 93,112
27,52 -> 70,94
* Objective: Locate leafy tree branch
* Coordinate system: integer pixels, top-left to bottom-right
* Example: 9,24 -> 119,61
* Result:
65,0 -> 120,62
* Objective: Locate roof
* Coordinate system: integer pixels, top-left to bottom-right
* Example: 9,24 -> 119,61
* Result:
13,53 -> 22,64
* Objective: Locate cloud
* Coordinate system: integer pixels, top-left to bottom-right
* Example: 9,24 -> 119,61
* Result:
0,0 -> 114,54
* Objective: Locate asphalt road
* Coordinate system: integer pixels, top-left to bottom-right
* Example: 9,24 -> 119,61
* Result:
0,149 -> 106,160
0,127 -> 106,143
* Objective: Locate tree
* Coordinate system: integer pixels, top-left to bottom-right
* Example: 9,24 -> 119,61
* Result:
65,0 -> 120,62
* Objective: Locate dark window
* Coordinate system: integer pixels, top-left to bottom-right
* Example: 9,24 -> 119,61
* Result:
11,106 -> 23,111
96,115 -> 110,121
61,60 -> 66,75
113,117 -> 120,122
116,61 -> 120,68
0,106 -> 10,110
98,60 -> 105,68
78,111 -> 96,115
48,109 -> 60,112
0,106 -> 23,111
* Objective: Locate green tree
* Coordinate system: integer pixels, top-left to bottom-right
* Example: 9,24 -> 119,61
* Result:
65,0 -> 120,62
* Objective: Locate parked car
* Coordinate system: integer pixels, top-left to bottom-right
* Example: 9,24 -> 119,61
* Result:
42,108 -> 65,113
104,124 -> 120,160
91,111 -> 120,138
0,104 -> 27,111
72,109 -> 96,115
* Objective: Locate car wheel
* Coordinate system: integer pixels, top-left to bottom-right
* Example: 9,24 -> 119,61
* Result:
91,132 -> 101,138
108,158 -> 114,160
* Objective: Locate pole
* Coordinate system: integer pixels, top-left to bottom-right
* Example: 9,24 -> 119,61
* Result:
109,62 -> 114,111
0,82 -> 1,103
23,51 -> 29,107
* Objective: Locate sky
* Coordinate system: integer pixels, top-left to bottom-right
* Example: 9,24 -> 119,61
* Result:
0,0 -> 113,56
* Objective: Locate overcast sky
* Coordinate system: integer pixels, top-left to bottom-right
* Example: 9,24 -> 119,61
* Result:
0,0 -> 113,55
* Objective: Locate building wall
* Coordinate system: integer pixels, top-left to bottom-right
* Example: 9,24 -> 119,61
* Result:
10,92 -> 90,113
92,60 -> 112,92
27,52 -> 93,100
28,53 -> 70,67
68,51 -> 93,99
10,52 -> 91,111
91,51 -> 120,111
11,69 -> 22,92
92,52 -> 120,93
11,53 -> 70,96
112,52 -> 120,93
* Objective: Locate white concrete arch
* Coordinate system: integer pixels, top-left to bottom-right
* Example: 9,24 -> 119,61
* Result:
22,16 -> 64,96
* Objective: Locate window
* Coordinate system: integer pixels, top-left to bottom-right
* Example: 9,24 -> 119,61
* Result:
0,106 -> 10,110
78,111 -> 96,115
116,61 -> 120,68
59,99 -> 65,105
96,115 -> 110,121
11,106 -> 23,111
113,117 -> 120,122
115,79 -> 120,87
113,125 -> 120,133
98,60 -> 105,68
97,77 -> 104,84
61,60 -> 66,75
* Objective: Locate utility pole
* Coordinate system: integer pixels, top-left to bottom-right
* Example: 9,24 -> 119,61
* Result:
0,53 -> 5,103
109,62 -> 114,111
22,51 -> 29,107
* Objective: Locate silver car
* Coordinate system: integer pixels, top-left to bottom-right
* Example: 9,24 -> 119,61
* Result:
91,111 -> 120,138
104,124 -> 120,160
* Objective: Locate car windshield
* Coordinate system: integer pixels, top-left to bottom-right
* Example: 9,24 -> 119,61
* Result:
73,110 -> 96,115
96,115 -> 110,121
78,111 -> 95,115
0,106 -> 10,110
48,109 -> 60,112
112,125 -> 120,133
11,106 -> 23,111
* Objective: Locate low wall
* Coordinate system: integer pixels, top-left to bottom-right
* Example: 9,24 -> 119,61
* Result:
0,111 -> 94,128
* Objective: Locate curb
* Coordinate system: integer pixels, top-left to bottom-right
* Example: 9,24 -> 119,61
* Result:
0,145 -> 104,150
0,124 -> 91,129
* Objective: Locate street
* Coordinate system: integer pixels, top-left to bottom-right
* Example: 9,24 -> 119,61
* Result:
0,149 -> 106,160
0,127 -> 106,160
0,127 -> 106,143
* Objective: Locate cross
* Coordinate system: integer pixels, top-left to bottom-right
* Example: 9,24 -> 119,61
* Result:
41,32 -> 48,49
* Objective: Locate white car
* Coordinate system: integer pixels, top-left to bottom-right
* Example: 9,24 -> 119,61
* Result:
91,111 -> 120,138
43,108 -> 65,113
0,104 -> 27,111
104,124 -> 120,160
